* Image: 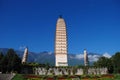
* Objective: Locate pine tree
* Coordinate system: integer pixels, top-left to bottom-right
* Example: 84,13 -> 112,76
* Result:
0,52 -> 4,72
2,49 -> 22,73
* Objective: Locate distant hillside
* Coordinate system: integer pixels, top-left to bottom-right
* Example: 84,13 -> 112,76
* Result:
0,48 -> 109,66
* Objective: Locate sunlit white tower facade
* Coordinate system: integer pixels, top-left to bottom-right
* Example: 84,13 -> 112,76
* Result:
84,49 -> 89,66
22,47 -> 28,64
55,16 -> 68,66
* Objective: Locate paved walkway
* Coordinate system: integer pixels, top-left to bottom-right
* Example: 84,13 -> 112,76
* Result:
0,73 -> 15,80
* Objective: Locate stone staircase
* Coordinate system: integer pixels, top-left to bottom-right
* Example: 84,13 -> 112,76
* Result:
0,73 -> 15,80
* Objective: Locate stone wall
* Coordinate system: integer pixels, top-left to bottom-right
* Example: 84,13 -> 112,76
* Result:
34,67 -> 107,75
0,73 -> 15,80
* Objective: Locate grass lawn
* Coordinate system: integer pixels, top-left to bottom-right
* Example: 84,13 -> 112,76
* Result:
12,74 -> 26,80
12,74 -> 120,80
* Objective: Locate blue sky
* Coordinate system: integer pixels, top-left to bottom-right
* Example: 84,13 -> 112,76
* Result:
0,0 -> 120,55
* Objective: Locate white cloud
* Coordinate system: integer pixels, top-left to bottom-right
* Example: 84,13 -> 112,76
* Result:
75,54 -> 84,59
88,55 -> 100,62
48,52 -> 52,55
69,55 -> 74,59
75,54 -> 100,62
73,52 -> 111,63
103,52 -> 111,58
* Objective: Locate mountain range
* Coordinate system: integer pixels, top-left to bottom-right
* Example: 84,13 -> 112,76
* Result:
0,48 -> 111,66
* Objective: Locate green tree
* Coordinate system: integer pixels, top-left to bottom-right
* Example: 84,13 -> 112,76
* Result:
0,52 -> 4,72
93,56 -> 113,73
111,52 -> 120,73
2,49 -> 21,73
0,52 -> 4,59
